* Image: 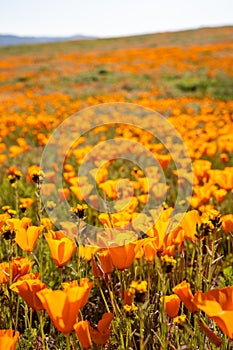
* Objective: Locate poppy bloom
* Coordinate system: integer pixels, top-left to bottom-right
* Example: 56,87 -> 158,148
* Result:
173,281 -> 198,313
108,242 -> 136,271
0,257 -> 34,284
10,273 -> 46,310
97,249 -> 114,274
15,225 -> 43,252
193,286 -> 233,339
221,214 -> 233,233
161,294 -> 180,318
44,230 -> 76,267
0,330 -> 20,350
79,245 -> 100,262
37,280 -> 92,334
134,238 -> 157,262
74,320 -> 92,349
90,312 -> 114,345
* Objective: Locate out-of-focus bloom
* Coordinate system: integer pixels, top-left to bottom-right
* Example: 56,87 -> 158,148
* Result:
173,281 -> 198,313
37,280 -> 92,334
79,245 -> 100,262
44,230 -> 76,267
193,286 -> 233,339
90,312 -> 114,345
15,225 -> 43,252
161,294 -> 180,318
71,203 -> 88,220
10,273 -> 46,310
19,197 -> 34,212
27,165 -> 44,184
74,321 -> 92,349
173,314 -> 186,324
213,188 -> 227,203
0,330 -> 20,350
124,304 -> 138,313
221,214 -> 233,233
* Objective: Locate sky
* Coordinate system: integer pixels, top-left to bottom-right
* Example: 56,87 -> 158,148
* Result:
0,0 -> 232,38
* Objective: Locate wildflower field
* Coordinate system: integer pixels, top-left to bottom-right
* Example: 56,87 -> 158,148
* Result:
0,26 -> 233,349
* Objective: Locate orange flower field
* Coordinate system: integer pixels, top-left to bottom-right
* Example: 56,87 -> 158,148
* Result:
0,26 -> 233,349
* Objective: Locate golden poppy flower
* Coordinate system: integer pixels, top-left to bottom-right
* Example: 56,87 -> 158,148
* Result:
0,257 -> 34,284
161,294 -> 180,318
15,225 -> 43,252
37,280 -> 92,334
44,230 -> 76,267
108,242 -> 136,271
10,273 -> 46,310
193,286 -> 233,339
173,280 -> 198,313
221,214 -> 233,233
74,320 -> 92,349
0,330 -> 20,350
97,249 -> 114,274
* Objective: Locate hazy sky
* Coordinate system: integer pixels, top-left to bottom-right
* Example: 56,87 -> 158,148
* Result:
0,0 -> 232,37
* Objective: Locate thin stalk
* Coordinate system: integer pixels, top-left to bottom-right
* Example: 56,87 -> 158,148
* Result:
66,334 -> 71,350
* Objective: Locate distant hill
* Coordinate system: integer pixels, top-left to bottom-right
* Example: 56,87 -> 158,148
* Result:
0,34 -> 96,46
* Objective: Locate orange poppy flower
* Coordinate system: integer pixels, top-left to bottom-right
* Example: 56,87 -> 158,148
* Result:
79,245 -> 100,262
37,280 -> 92,334
15,225 -> 43,252
98,249 -> 114,274
74,320 -> 92,349
10,273 -> 46,310
193,286 -> 233,339
70,184 -> 93,201
221,214 -> 233,233
161,294 -> 180,318
108,242 -> 136,271
178,210 -> 201,241
0,330 -> 20,350
0,257 -> 34,284
173,281 -> 198,313
134,238 -> 157,262
44,230 -> 76,267
90,312 -> 114,345
19,197 -> 34,210
62,279 -> 93,309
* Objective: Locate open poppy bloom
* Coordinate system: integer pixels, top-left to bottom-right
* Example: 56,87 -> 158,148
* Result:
44,230 -> 76,267
0,257 -> 34,284
90,312 -> 114,345
193,286 -> 233,339
15,225 -> 43,252
173,280 -> 198,313
10,273 -> 46,310
161,294 -> 180,318
37,279 -> 92,334
0,330 -> 20,350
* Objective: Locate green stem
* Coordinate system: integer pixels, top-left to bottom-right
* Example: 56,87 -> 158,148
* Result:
96,279 -> 110,313
66,334 -> 71,350
37,311 -> 47,350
